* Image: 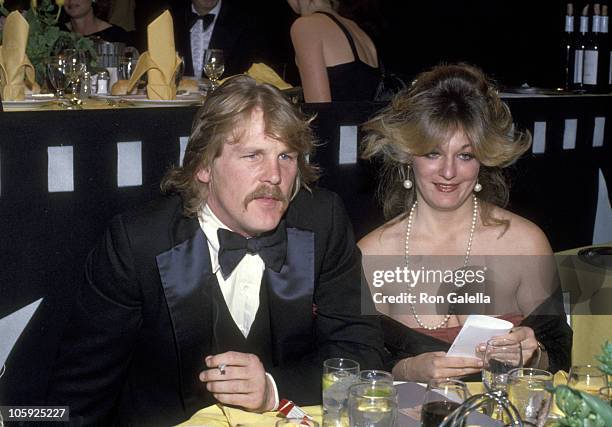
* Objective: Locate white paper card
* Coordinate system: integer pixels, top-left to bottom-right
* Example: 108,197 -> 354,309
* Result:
179,136 -> 189,166
446,315 -> 513,359
0,298 -> 43,367
562,119 -> 577,150
339,125 -> 358,165
48,146 -> 74,192
593,117 -> 605,147
532,121 -> 546,154
117,141 -> 142,187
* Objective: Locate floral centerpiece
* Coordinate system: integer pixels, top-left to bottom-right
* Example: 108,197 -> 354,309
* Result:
0,0 -> 95,84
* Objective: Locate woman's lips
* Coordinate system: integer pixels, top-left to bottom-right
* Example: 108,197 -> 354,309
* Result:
434,183 -> 459,192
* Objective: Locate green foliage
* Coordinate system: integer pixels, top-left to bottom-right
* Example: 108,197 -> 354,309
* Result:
552,385 -> 612,427
596,341 -> 612,376
0,0 -> 95,84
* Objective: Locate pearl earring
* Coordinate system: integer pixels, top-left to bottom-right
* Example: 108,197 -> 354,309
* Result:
474,181 -> 482,192
402,165 -> 413,190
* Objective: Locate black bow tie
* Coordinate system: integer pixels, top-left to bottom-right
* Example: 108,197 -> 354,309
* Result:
217,221 -> 287,278
189,12 -> 215,31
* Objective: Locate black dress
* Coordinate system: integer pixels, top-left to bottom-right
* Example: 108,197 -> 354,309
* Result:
87,25 -> 133,45
316,12 -> 380,102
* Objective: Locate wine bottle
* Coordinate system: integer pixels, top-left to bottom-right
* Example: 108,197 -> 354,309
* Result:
600,5 -> 610,92
572,5 -> 589,90
583,3 -> 601,92
562,3 -> 576,90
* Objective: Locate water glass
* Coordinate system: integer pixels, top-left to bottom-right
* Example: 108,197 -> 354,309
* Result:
348,382 -> 397,427
507,368 -> 554,427
421,379 -> 468,427
275,418 -> 319,427
203,49 -> 225,90
567,365 -> 609,395
482,337 -> 523,392
358,370 -> 394,386
322,358 -> 359,424
599,386 -> 611,404
46,56 -> 70,97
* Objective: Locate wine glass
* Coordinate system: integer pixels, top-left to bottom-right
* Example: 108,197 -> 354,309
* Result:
46,56 -> 70,98
482,337 -> 523,392
203,49 -> 225,91
421,379 -> 468,427
567,365 -> 609,395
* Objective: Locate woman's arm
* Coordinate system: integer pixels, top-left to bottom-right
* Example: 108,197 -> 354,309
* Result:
290,17 -> 332,102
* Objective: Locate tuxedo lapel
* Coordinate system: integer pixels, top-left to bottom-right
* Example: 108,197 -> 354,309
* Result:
156,229 -> 214,410
265,227 -> 315,363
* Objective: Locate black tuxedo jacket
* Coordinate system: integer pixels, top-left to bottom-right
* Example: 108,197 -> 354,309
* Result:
172,0 -> 271,77
47,189 -> 384,426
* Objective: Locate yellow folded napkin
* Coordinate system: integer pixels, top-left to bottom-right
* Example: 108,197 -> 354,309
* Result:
246,63 -> 292,90
127,10 -> 181,100
0,11 -> 36,101
177,404 -> 323,427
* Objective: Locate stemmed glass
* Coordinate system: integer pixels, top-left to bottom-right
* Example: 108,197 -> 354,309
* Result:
46,55 -> 70,98
482,337 -> 523,392
203,49 -> 224,91
567,365 -> 609,395
421,379 -> 469,427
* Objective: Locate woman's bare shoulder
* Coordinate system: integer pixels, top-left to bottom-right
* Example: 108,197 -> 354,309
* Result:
486,205 -> 553,255
290,14 -> 331,37
358,217 -> 405,256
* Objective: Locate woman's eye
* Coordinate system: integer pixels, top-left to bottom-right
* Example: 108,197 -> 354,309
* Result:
425,152 -> 440,159
458,153 -> 474,160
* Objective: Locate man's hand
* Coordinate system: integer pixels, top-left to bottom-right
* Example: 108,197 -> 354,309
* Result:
199,351 -> 275,412
393,352 -> 483,382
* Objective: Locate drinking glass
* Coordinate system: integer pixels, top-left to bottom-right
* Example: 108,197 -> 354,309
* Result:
348,382 -> 397,427
599,386 -> 612,404
322,358 -> 359,425
567,365 -> 609,395
359,370 -> 394,386
420,379 -> 468,427
507,368 -> 554,427
203,49 -> 225,90
275,419 -> 319,427
482,337 -> 523,392
46,56 -> 70,97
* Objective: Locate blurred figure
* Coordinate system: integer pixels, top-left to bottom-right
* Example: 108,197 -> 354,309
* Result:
135,0 -> 278,78
287,0 -> 379,102
63,0 -> 132,44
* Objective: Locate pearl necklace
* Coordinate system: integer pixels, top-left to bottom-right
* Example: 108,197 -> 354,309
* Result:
405,194 -> 479,330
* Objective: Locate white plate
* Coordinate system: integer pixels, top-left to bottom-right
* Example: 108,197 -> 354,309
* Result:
121,96 -> 203,107
2,99 -> 56,110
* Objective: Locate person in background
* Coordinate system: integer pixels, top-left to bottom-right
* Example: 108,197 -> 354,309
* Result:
287,0 -> 380,102
63,0 -> 132,45
46,76 -> 384,425
135,0 -> 280,78
358,63 -> 572,382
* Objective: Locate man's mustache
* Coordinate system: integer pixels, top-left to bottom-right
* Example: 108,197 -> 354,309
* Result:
243,185 -> 288,209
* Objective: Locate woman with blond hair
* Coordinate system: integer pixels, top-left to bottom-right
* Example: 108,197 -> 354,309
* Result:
359,63 -> 571,382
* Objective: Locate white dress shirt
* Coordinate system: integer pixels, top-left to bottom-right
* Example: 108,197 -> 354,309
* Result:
190,0 -> 222,78
198,204 -> 279,409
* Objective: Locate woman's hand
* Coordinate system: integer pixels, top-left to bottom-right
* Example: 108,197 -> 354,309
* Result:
393,352 -> 483,382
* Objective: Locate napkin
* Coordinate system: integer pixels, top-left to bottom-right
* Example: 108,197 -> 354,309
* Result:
245,63 -> 292,90
177,404 -> 323,427
0,11 -> 36,101
126,10 -> 182,100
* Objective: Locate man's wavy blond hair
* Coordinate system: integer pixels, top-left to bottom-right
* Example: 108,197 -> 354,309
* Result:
161,76 -> 319,217
362,63 -> 532,230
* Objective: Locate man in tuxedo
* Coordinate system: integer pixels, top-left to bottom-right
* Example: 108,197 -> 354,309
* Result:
47,76 -> 384,426
135,0 -> 281,78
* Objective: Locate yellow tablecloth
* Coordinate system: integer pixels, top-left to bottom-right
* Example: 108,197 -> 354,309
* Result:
178,373 -> 569,427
